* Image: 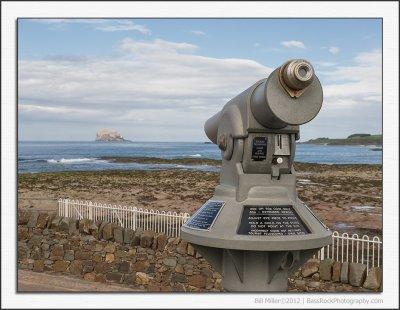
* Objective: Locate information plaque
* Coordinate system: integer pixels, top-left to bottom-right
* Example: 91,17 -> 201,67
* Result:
237,205 -> 309,236
184,201 -> 225,231
252,137 -> 268,161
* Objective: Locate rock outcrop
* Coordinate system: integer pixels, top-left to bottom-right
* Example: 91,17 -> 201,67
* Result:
95,129 -> 131,142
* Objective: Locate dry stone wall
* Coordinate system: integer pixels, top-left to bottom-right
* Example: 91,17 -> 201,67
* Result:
18,210 -> 223,292
288,258 -> 382,292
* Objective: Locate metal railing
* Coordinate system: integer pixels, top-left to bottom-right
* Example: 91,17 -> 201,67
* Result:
58,198 -> 190,238
58,198 -> 382,272
316,231 -> 382,274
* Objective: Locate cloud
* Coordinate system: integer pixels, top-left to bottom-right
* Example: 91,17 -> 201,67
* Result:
253,43 -> 260,48
29,19 -> 150,34
328,46 -> 340,55
320,49 -> 382,108
19,37 -> 272,139
19,104 -> 110,122
18,32 -> 381,141
95,21 -> 150,34
281,40 -> 306,49
119,38 -> 198,55
190,30 -> 206,36
301,50 -> 381,140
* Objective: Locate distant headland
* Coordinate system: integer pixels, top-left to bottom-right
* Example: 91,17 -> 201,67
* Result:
301,134 -> 382,146
95,129 -> 132,143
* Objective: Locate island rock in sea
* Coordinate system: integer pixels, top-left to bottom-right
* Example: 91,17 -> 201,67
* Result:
95,129 -> 131,142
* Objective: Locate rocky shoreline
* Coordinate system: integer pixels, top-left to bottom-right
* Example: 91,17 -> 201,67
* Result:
18,159 -> 382,237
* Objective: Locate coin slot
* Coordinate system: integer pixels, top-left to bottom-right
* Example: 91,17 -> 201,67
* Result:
274,134 -> 290,156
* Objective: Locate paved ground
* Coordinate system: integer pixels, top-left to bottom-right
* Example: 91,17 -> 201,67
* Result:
18,270 -> 141,292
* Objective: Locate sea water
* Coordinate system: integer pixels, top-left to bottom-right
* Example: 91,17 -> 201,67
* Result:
18,141 -> 382,174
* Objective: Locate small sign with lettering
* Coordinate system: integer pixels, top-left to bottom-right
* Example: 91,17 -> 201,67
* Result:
184,201 -> 225,231
252,137 -> 268,161
237,205 -> 309,236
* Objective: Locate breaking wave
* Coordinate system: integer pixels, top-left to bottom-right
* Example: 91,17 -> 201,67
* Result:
47,158 -> 106,164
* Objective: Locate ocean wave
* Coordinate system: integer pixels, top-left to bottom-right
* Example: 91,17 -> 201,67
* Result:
18,158 -> 47,163
188,154 -> 202,158
172,163 -> 219,172
47,158 -> 106,164
18,157 -> 31,161
19,158 -> 36,162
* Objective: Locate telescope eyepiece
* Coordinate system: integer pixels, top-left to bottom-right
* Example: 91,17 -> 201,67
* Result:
282,59 -> 314,91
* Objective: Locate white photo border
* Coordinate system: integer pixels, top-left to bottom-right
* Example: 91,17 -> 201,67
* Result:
2,1 -> 398,309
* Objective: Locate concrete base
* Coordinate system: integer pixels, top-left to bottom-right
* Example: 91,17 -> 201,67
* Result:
194,245 -> 318,291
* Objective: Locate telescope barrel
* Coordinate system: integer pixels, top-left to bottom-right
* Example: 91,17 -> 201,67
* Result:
204,59 -> 323,142
204,111 -> 221,144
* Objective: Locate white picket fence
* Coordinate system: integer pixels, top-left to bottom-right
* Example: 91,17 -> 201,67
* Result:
58,198 -> 382,272
316,231 -> 382,274
58,198 -> 190,238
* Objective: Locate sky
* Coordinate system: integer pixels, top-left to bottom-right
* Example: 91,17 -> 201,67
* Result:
18,18 -> 382,142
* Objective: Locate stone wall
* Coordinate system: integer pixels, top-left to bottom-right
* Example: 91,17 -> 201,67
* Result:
288,258 -> 382,292
18,210 -> 223,292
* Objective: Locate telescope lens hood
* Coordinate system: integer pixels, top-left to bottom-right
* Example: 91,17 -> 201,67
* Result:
282,59 -> 315,91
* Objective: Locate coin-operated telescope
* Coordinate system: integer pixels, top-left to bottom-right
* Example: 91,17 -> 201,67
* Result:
181,59 -> 331,291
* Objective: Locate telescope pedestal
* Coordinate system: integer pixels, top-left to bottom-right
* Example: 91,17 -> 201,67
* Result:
181,184 -> 331,292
